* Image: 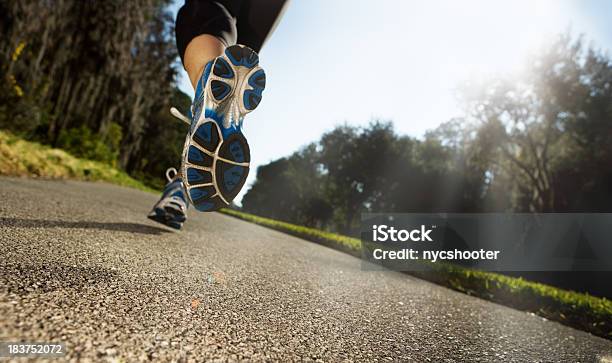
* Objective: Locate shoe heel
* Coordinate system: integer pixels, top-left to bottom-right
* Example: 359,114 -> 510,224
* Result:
217,45 -> 266,114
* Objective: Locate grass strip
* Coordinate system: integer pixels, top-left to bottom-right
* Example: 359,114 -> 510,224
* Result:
0,130 -> 155,193
219,207 -> 612,339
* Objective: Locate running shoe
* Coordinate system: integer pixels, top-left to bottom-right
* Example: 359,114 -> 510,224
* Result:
147,168 -> 188,230
173,44 -> 266,212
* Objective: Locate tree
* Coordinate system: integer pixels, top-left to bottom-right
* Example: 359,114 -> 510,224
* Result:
319,122 -> 400,233
458,33 -> 612,212
243,121 -> 486,234
0,0 -> 180,182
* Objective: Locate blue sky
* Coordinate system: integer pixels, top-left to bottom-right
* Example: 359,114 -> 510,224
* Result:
169,0 -> 612,204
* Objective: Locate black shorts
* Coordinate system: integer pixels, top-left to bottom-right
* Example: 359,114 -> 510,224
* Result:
176,0 -> 288,64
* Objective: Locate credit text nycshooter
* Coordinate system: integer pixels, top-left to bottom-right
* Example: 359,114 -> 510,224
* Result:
372,248 -> 500,262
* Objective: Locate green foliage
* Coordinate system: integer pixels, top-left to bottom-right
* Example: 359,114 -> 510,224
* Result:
413,263 -> 612,339
242,143 -> 333,229
220,207 -> 612,339
0,130 -> 155,193
127,88 -> 192,189
56,123 -> 122,166
457,33 -> 612,212
0,0 -> 179,185
243,121 -> 485,235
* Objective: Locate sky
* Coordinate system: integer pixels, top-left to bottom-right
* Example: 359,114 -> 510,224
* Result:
169,0 -> 612,204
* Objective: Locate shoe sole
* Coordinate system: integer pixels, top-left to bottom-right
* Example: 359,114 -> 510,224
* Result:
182,44 -> 265,212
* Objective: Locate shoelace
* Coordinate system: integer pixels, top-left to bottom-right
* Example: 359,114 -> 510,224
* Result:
171,103 -> 240,129
165,167 -> 178,183
167,107 -> 192,183
170,107 -> 191,125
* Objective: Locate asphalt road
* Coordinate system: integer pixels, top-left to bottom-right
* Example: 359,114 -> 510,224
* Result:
1,177 -> 611,362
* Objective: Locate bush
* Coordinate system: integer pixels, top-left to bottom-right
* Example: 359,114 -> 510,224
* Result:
56,123 -> 122,166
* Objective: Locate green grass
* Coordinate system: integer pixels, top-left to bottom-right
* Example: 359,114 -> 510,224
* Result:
0,130 -> 155,193
1,130 -> 610,339
220,208 -> 612,339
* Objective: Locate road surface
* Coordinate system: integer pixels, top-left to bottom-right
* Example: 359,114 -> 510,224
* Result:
1,177 -> 611,362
